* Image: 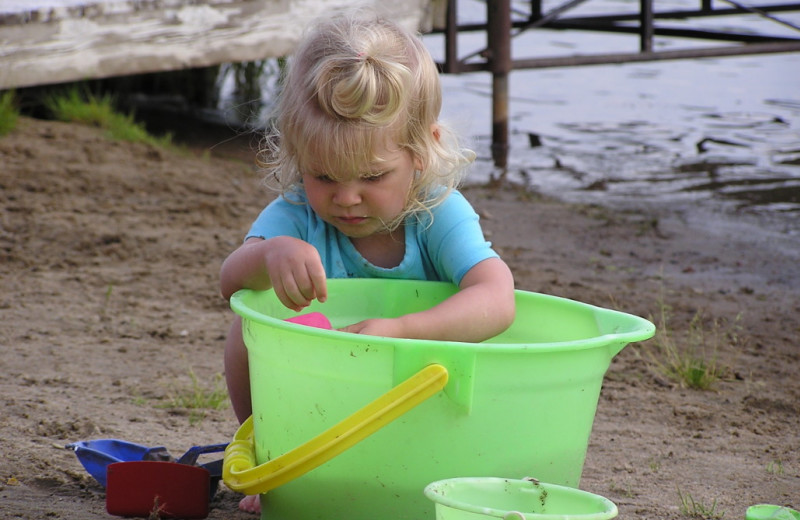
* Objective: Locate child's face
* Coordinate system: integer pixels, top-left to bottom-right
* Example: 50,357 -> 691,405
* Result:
302,139 -> 421,239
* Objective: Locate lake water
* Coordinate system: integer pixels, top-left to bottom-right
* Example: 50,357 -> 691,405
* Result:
421,0 -> 800,243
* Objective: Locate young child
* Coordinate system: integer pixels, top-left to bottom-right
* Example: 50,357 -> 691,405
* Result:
219,12 -> 515,512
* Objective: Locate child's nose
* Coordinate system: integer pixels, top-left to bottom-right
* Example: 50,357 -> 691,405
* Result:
332,183 -> 361,206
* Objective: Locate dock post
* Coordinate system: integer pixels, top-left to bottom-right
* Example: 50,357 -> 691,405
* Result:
487,0 -> 511,168
640,0 -> 654,52
444,0 -> 459,73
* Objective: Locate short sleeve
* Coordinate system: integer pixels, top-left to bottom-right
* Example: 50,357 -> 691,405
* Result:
246,196 -> 311,241
421,190 -> 498,285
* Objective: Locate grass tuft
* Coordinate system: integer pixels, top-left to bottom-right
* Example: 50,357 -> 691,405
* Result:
644,281 -> 736,390
164,367 -> 229,425
45,88 -> 175,148
677,487 -> 725,519
0,90 -> 20,136
766,459 -> 784,475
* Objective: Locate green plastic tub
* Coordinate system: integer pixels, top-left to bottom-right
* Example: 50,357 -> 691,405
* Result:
746,505 -> 800,520
425,477 -> 618,520
230,279 -> 654,520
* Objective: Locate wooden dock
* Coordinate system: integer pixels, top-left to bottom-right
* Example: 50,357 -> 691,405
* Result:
0,0 -> 441,90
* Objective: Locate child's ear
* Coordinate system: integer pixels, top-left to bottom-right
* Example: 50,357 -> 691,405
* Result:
431,123 -> 441,142
412,124 -> 440,171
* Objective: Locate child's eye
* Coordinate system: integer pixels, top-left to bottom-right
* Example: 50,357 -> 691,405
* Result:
364,171 -> 388,182
313,174 -> 336,184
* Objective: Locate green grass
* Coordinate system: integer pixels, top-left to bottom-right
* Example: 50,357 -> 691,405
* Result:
677,487 -> 725,519
766,459 -> 784,475
164,367 -> 229,424
645,282 -> 735,390
45,88 -> 175,148
0,90 -> 20,136
608,480 -> 636,499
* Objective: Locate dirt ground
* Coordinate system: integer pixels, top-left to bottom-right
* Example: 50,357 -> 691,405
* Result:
1,116 -> 798,519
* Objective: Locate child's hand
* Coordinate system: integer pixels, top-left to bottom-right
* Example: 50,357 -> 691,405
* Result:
341,258 -> 515,343
339,318 -> 406,338
262,236 -> 328,311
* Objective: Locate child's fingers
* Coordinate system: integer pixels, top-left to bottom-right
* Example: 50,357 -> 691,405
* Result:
283,279 -> 313,310
274,283 -> 305,312
292,258 -> 326,304
339,318 -> 403,338
271,268 -> 309,310
266,245 -> 326,310
277,262 -> 324,310
338,321 -> 367,334
306,259 -> 327,303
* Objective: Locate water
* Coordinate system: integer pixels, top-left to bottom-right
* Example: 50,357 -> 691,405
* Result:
421,0 -> 800,241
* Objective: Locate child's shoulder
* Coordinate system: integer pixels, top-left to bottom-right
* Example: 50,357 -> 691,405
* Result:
264,188 -> 308,210
258,189 -> 313,222
432,188 -> 472,212
416,188 -> 478,227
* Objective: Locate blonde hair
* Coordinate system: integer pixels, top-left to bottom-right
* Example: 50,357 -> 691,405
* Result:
259,12 -> 474,226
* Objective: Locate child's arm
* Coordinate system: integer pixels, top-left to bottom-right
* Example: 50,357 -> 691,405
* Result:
340,257 -> 515,342
220,236 -> 328,311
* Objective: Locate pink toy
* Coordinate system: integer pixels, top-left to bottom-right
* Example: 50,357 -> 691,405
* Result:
284,312 -> 332,330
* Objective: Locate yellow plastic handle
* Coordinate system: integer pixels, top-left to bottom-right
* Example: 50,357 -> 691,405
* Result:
223,363 -> 449,495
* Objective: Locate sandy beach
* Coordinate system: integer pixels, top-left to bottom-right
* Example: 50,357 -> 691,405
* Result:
0,116 -> 797,519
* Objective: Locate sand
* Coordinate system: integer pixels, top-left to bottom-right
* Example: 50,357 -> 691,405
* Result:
1,116 -> 797,519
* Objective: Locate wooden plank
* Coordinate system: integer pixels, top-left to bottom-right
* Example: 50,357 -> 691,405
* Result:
0,0 -> 439,90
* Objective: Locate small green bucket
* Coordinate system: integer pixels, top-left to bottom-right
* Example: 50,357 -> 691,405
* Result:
229,279 -> 654,520
746,505 -> 800,520
424,478 -> 618,520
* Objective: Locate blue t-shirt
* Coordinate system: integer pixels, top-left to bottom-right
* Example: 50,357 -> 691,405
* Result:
246,189 -> 497,286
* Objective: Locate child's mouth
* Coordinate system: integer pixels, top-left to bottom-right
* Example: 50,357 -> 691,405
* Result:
337,216 -> 367,225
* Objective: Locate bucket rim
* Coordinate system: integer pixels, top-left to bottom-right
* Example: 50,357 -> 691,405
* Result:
230,279 -> 655,353
423,477 -> 618,520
